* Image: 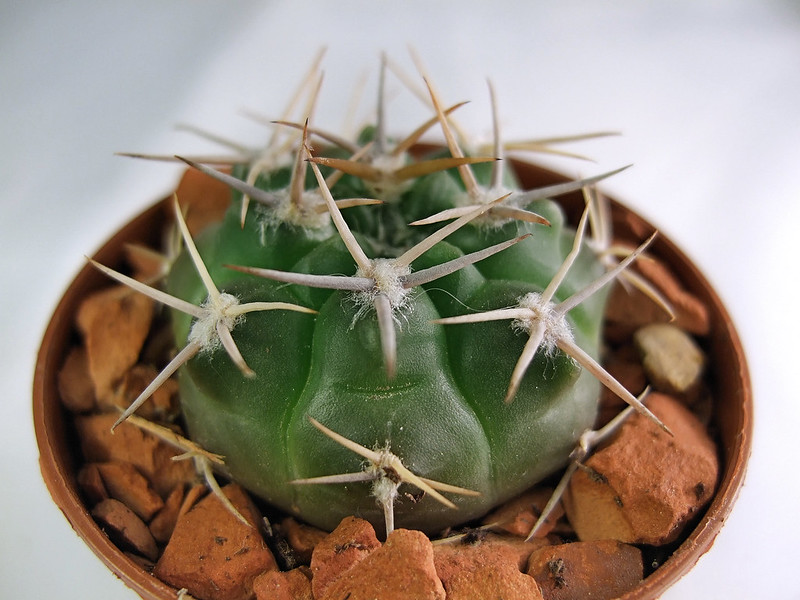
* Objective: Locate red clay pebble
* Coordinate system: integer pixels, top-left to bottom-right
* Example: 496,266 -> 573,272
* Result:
123,242 -> 170,283
280,517 -> 328,564
75,413 -> 196,497
471,533 -> 551,570
154,484 -> 277,600
57,346 -> 96,412
310,516 -> 381,599
483,487 -> 564,538
605,253 -> 710,336
563,393 -> 718,545
91,498 -> 158,561
175,166 -> 233,236
598,345 -> 647,410
319,528 -> 446,600
253,566 -> 313,600
107,363 -> 180,421
527,540 -> 643,600
76,285 -> 153,402
178,483 -> 208,518
77,463 -> 108,505
434,534 -> 545,600
96,461 -> 164,521
149,484 -> 185,544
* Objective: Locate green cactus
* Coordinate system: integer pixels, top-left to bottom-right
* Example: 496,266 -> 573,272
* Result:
95,56 -> 663,537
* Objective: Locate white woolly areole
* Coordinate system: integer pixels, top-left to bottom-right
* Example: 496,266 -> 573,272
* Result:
187,292 -> 243,351
513,292 -> 575,353
366,444 -> 401,506
372,473 -> 400,509
367,154 -> 412,201
353,259 -> 412,310
456,186 -> 519,229
371,153 -> 406,175
454,185 -> 505,207
273,191 -> 332,230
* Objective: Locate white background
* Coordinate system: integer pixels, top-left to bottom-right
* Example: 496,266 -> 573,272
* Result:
2,1 -> 799,598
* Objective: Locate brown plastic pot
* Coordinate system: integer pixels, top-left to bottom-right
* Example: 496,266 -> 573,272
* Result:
33,159 -> 752,599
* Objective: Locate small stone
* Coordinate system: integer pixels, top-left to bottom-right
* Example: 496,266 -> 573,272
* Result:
57,346 -> 96,412
563,393 -> 718,545
253,567 -> 313,600
319,529 -> 446,600
92,498 -> 158,561
527,540 -> 643,600
596,344 -> 650,427
77,463 -> 108,505
76,285 -> 154,402
636,256 -> 710,334
174,166 -> 232,236
605,254 -> 709,336
124,242 -> 170,283
599,345 -> 647,408
634,323 -> 705,396
124,551 -> 156,572
96,461 -> 164,521
435,534 -> 546,600
178,483 -> 208,518
150,484 -> 185,544
154,484 -> 277,600
483,487 -> 564,538
280,517 -> 328,564
75,413 -> 196,497
140,317 -> 180,367
104,363 -> 180,421
310,516 -> 381,599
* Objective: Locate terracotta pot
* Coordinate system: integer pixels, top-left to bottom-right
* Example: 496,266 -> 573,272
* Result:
33,159 -> 752,599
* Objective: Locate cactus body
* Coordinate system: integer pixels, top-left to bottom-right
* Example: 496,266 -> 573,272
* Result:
165,143 -> 610,534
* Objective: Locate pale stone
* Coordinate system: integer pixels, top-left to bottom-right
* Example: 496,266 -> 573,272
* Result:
634,323 -> 705,395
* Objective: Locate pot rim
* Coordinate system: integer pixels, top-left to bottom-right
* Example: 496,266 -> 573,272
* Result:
33,160 -> 753,599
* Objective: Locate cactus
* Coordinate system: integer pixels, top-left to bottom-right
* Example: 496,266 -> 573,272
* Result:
95,55 -> 663,538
